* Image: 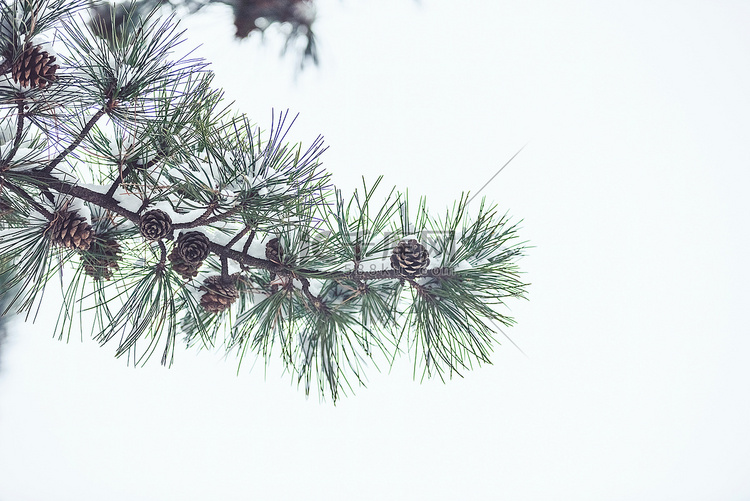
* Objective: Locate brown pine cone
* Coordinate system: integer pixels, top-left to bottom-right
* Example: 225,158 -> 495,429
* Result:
174,231 -> 210,264
390,239 -> 430,279
12,43 -> 60,89
199,274 -> 240,313
81,237 -> 121,280
140,209 -> 173,241
47,209 -> 94,251
0,197 -> 12,217
167,247 -> 201,280
265,237 -> 283,263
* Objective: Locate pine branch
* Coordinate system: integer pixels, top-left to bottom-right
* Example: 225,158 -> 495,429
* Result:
3,98 -> 26,165
0,1 -> 528,403
3,183 -> 53,220
42,104 -> 110,174
242,229 -> 256,252
172,202 -> 218,229
227,224 -> 252,249
105,156 -> 161,198
21,170 -> 140,222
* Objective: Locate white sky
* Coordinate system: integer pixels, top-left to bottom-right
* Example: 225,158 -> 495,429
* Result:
2,1 -> 750,500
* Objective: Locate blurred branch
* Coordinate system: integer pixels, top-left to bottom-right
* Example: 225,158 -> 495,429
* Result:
89,0 -> 318,66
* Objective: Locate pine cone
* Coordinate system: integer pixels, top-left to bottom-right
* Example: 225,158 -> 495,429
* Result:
0,197 -> 19,227
390,239 -> 430,278
167,247 -> 201,280
140,209 -> 173,241
12,43 -> 59,89
199,275 -> 240,313
81,237 -> 121,280
47,209 -> 94,251
265,237 -> 283,264
174,231 -> 210,264
0,197 -> 12,216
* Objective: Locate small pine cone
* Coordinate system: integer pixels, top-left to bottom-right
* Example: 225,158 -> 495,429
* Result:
12,43 -> 60,89
390,239 -> 430,278
167,247 -> 201,280
0,197 -> 12,216
174,231 -> 210,264
265,237 -> 283,264
199,275 -> 240,313
81,237 -> 121,280
0,196 -> 22,226
48,209 -> 94,251
140,209 -> 173,241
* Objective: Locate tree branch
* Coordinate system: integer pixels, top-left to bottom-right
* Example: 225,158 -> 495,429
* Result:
2,97 -> 26,165
23,170 -> 140,223
171,203 -> 243,230
206,239 -> 453,282
3,182 -> 53,220
297,274 -> 327,312
157,240 -> 167,268
19,168 -> 454,285
43,105 -> 109,174
226,224 -> 251,249
172,201 -> 217,229
199,206 -> 242,226
106,156 -> 161,198
242,228 -> 256,255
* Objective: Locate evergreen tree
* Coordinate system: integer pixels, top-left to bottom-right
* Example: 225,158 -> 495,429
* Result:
0,0 -> 527,401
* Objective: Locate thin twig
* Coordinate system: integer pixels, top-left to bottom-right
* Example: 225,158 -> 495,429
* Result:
158,240 -> 167,266
172,201 -> 219,229
297,275 -> 326,311
198,206 -> 243,226
226,224 -> 251,249
352,242 -> 364,287
43,105 -> 109,174
242,228 -> 256,256
174,204 -> 244,230
3,183 -> 53,219
136,197 -> 150,214
106,156 -> 161,198
3,97 -> 25,164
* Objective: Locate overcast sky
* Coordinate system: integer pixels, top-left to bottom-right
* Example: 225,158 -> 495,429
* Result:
2,1 -> 749,500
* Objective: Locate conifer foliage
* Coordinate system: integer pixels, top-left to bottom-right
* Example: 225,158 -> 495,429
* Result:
0,0 -> 528,401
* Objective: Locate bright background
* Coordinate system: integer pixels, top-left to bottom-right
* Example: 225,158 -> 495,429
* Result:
2,1 -> 749,500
